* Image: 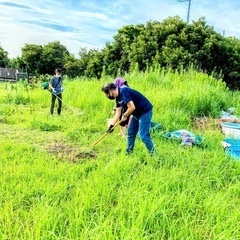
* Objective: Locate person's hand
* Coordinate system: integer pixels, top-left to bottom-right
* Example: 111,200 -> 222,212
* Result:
120,119 -> 128,126
111,109 -> 116,116
120,115 -> 129,126
121,115 -> 128,122
52,88 -> 56,93
106,124 -> 114,133
61,87 -> 64,92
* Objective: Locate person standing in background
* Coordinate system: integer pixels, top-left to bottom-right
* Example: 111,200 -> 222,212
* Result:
49,68 -> 63,115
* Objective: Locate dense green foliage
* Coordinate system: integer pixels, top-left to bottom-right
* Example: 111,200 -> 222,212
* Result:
94,17 -> 240,89
0,17 -> 240,89
21,41 -> 72,75
0,69 -> 240,239
1,16 -> 240,89
0,44 -> 9,67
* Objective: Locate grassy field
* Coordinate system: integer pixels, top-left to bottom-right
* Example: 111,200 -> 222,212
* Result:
0,67 -> 240,239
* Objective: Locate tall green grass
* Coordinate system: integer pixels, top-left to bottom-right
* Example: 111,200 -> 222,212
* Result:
0,68 -> 240,239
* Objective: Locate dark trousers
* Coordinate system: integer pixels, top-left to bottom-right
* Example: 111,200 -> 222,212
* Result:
50,93 -> 62,115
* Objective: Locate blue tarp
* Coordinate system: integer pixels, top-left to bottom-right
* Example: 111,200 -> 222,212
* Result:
222,138 -> 240,160
150,122 -> 162,131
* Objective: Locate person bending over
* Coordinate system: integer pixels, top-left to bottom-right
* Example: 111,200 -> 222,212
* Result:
102,82 -> 156,155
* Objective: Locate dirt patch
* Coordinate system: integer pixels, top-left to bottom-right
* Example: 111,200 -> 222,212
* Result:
44,142 -> 96,163
73,151 -> 96,163
191,116 -> 220,130
191,115 -> 240,133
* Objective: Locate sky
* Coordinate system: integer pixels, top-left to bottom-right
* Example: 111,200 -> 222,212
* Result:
0,0 -> 240,59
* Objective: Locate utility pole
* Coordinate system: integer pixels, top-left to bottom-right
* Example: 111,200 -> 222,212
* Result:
178,0 -> 192,23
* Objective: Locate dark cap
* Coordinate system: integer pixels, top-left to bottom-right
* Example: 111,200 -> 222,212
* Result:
102,83 -> 116,93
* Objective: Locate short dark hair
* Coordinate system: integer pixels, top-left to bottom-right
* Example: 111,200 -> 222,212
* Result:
102,83 -> 116,93
55,68 -> 62,74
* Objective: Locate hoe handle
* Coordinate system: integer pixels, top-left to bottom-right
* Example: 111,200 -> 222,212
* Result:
91,120 -> 121,147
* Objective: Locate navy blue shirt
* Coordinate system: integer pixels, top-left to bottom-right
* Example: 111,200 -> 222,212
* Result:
50,76 -> 62,95
116,87 -> 153,118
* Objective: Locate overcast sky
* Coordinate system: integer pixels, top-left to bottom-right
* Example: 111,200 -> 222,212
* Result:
0,0 -> 240,58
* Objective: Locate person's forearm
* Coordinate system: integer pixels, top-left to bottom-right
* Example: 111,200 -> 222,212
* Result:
49,84 -> 54,90
123,101 -> 135,117
123,106 -> 135,117
111,108 -> 121,125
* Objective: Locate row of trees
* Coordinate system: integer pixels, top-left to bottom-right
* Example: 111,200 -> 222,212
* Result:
1,16 -> 240,88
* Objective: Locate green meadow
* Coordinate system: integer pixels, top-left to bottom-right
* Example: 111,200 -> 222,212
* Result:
1,67 -> 240,239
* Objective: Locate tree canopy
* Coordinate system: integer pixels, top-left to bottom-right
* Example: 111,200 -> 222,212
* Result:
1,17 -> 240,88
0,44 -> 9,67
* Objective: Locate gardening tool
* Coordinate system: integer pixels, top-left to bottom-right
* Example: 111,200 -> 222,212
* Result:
91,120 -> 121,147
51,91 -> 82,116
74,120 -> 121,161
42,82 -> 82,116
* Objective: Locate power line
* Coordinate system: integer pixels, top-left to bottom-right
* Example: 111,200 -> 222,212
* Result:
178,0 -> 192,23
177,0 -> 226,37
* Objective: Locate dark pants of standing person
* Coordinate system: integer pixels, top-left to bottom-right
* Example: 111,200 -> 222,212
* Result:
50,93 -> 62,115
